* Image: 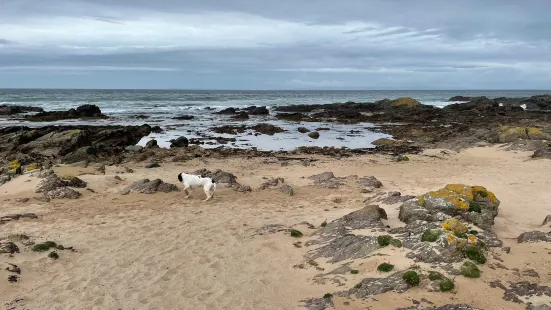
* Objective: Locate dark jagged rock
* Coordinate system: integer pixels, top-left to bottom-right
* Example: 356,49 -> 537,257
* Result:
244,106 -> 269,115
216,107 -> 236,114
211,125 -> 246,135
25,104 -> 107,121
172,115 -> 194,120
502,281 -> 551,304
449,96 -> 487,102
0,105 -> 44,115
120,179 -> 179,195
297,127 -> 310,133
169,136 -> 188,148
0,125 -> 152,161
231,111 -> 249,120
249,123 -> 285,135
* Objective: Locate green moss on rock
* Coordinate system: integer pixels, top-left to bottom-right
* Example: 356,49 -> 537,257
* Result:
402,270 -> 420,286
377,235 -> 393,247
461,261 -> 481,278
377,263 -> 395,272
390,238 -> 403,248
465,245 -> 486,264
290,229 -> 303,238
421,229 -> 441,242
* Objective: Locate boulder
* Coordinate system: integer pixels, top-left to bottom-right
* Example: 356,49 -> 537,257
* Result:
297,127 -> 310,133
120,179 -> 179,195
36,173 -> 86,193
308,132 -> 320,139
170,136 -> 188,148
309,172 -> 335,183
145,139 -> 158,148
357,176 -> 383,189
400,184 -> 500,229
259,177 -> 285,190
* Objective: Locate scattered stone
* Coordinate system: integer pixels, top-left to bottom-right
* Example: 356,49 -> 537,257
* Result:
0,175 -> 11,186
503,282 -> 551,304
279,184 -> 294,196
234,184 -> 252,192
542,215 -> 551,226
8,275 -> 19,283
308,132 -> 320,139
0,242 -> 19,254
517,231 -> 551,243
502,247 -> 511,254
259,177 -> 285,190
245,106 -> 269,115
298,127 -> 310,133
145,163 -> 161,169
522,269 -> 540,278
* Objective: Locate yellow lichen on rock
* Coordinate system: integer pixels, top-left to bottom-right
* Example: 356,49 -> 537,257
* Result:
444,184 -> 474,201
442,219 -> 468,234
423,188 -> 470,209
8,160 -> 21,170
526,127 -> 550,140
391,97 -> 422,107
25,163 -> 40,171
446,233 -> 457,245
467,235 -> 478,245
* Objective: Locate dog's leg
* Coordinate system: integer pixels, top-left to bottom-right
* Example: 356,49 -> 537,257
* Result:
203,185 -> 212,201
183,185 -> 191,198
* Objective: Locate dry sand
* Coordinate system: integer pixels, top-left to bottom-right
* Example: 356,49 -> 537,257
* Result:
1,145 -> 550,310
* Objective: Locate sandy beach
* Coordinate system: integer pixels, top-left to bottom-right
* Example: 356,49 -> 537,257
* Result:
2,145 -> 550,310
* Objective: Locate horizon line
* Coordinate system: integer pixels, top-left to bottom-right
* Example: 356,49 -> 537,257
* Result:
1,88 -> 551,92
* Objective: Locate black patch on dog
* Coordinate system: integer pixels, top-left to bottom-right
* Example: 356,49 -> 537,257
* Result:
178,173 -> 183,182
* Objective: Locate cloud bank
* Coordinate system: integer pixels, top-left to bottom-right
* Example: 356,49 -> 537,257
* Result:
1,0 -> 550,89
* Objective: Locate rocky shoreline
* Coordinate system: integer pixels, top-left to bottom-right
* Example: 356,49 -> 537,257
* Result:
1,95 -> 551,173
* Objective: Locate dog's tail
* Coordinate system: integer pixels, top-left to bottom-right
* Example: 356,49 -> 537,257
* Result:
177,173 -> 183,182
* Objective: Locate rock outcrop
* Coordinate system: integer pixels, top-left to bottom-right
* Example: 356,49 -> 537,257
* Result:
24,104 -> 107,121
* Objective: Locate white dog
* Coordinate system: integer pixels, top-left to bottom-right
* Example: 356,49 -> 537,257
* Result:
177,172 -> 217,201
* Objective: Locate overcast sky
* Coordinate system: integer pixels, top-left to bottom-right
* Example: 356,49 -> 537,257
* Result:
1,0 -> 550,89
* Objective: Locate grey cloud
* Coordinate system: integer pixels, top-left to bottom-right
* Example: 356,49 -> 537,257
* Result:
1,0 -> 551,88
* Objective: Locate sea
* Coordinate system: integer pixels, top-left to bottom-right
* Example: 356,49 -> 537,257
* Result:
1,89 -> 549,151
